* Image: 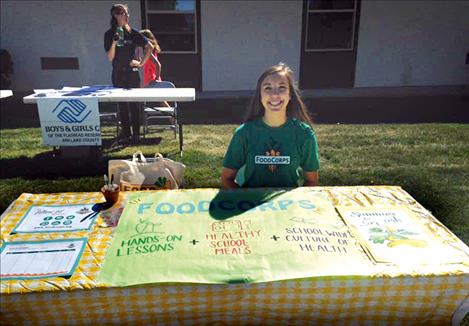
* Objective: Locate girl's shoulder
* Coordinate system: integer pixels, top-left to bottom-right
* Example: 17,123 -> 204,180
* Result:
232,119 -> 261,138
290,118 -> 315,135
234,121 -> 251,134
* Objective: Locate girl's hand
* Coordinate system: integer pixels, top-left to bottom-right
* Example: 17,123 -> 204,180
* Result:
129,60 -> 141,67
303,171 -> 319,186
124,23 -> 131,33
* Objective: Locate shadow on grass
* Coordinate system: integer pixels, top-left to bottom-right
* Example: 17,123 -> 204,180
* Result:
0,137 -> 163,179
398,176 -> 453,225
0,150 -> 106,179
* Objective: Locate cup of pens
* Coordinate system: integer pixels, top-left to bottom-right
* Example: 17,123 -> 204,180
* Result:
102,174 -> 119,207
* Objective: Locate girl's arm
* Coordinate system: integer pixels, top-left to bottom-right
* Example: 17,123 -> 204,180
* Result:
106,37 -> 117,62
221,168 -> 239,189
149,52 -> 158,64
151,54 -> 161,80
139,42 -> 154,67
304,171 -> 319,186
152,54 -> 162,80
130,42 -> 154,67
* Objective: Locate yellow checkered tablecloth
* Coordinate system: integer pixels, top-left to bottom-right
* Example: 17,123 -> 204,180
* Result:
1,187 -> 468,325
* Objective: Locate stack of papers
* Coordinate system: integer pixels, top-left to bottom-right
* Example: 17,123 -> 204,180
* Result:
1,203 -> 99,280
1,239 -> 87,279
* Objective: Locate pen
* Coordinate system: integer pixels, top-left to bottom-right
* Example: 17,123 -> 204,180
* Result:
104,174 -> 109,189
80,211 -> 98,223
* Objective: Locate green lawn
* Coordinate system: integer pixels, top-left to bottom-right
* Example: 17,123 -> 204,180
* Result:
1,124 -> 468,244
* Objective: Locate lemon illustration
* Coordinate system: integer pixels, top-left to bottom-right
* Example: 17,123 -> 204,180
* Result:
385,224 -> 396,233
387,239 -> 427,248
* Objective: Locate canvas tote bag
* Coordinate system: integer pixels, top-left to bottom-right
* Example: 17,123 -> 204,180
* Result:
108,151 -> 185,190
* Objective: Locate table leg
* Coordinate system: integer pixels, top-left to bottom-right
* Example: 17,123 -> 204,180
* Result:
179,124 -> 183,157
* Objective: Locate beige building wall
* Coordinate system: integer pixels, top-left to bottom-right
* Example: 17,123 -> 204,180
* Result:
0,0 -> 142,90
355,0 -> 469,87
200,0 -> 303,91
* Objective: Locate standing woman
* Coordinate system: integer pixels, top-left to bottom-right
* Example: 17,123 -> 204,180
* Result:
104,3 -> 153,142
221,63 -> 319,188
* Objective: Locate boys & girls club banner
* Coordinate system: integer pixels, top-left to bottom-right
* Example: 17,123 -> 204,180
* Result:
37,97 -> 101,146
98,188 -> 469,286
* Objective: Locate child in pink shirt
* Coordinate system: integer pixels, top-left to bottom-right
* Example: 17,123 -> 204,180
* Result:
140,29 -> 170,107
140,29 -> 163,87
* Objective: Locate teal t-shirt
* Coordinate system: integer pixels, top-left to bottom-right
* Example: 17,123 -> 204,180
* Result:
223,118 -> 320,188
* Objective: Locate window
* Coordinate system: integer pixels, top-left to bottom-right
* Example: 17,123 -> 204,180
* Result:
305,0 -> 356,51
143,0 -> 197,53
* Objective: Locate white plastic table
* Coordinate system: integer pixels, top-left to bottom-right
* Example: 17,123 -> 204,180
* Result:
23,87 -> 196,155
0,90 -> 13,99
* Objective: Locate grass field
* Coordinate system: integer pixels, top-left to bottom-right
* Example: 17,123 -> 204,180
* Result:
0,124 -> 468,244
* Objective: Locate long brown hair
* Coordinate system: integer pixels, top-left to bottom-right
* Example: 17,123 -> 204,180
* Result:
140,29 -> 161,54
110,3 -> 128,28
244,63 -> 313,126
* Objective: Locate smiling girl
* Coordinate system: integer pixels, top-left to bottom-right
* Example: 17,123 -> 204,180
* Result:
221,63 -> 319,188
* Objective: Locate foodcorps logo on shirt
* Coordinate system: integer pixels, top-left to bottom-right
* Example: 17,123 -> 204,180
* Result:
257,137 -> 291,172
255,156 -> 290,165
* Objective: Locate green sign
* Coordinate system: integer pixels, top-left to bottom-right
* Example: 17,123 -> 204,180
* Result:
98,188 -> 373,286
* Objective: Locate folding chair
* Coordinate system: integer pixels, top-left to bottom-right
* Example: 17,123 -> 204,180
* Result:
99,103 -> 119,137
143,81 -> 178,139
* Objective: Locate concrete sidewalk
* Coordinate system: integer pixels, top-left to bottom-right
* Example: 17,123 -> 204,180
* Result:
1,85 -> 468,129
183,85 -> 469,124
